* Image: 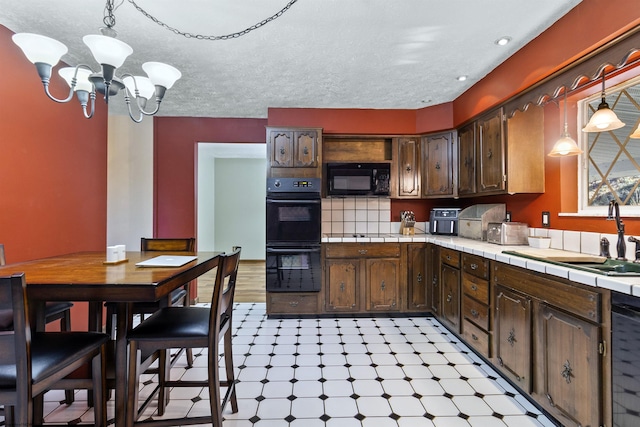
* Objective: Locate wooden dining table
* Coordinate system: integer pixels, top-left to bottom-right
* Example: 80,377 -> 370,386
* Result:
0,250 -> 222,427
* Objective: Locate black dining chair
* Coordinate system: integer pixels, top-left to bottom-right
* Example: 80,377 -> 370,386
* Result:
105,237 -> 196,367
126,247 -> 241,426
0,244 -> 76,404
0,273 -> 110,427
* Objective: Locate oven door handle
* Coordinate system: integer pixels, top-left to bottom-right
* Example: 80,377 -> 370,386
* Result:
267,247 -> 321,254
266,199 -> 321,205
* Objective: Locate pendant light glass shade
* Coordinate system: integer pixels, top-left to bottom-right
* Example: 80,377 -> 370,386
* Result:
82,34 -> 133,68
549,92 -> 583,157
630,123 -> 640,139
12,33 -> 67,66
582,72 -> 625,132
58,67 -> 94,92
123,76 -> 156,100
142,62 -> 182,90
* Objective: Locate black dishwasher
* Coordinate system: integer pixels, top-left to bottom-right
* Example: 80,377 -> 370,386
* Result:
612,291 -> 640,426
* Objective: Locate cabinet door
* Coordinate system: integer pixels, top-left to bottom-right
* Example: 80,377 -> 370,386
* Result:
536,304 -> 602,427
427,244 -> 440,315
495,285 -> 532,391
407,244 -> 427,310
440,263 -> 460,332
270,129 -> 294,167
294,130 -> 318,168
366,258 -> 400,311
458,123 -> 476,196
396,137 -> 420,197
477,109 -> 505,193
422,132 -> 454,197
325,259 -> 359,312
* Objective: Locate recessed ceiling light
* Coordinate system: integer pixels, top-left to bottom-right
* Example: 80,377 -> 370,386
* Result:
457,75 -> 468,82
495,36 -> 512,46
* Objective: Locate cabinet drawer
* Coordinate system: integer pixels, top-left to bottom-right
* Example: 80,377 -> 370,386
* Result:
462,253 -> 489,279
325,243 -> 400,259
462,319 -> 491,358
268,292 -> 318,314
463,295 -> 490,330
462,274 -> 489,304
440,247 -> 460,268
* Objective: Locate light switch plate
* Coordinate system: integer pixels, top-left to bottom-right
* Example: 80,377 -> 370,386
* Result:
542,211 -> 550,228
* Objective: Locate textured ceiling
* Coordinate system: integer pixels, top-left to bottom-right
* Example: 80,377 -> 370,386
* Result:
0,0 -> 582,118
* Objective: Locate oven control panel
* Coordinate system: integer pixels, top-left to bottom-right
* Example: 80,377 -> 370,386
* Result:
267,178 -> 321,193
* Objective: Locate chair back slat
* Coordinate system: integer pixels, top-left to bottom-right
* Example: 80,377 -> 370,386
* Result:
141,238 -> 195,252
0,243 -> 6,266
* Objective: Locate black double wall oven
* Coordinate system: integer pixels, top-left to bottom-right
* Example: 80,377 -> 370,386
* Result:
266,178 -> 321,293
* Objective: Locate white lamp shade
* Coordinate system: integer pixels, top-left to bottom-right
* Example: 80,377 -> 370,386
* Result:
630,123 -> 640,139
548,134 -> 583,157
142,62 -> 181,89
82,34 -> 133,68
582,104 -> 625,132
58,67 -> 94,92
12,33 -> 68,66
123,75 -> 155,100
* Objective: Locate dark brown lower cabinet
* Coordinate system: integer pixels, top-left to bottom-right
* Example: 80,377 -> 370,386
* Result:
440,263 -> 460,332
325,259 -> 360,312
536,304 -> 602,427
406,243 -> 428,311
494,285 -> 532,392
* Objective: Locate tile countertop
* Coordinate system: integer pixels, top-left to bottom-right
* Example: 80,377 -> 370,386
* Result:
321,233 -> 640,298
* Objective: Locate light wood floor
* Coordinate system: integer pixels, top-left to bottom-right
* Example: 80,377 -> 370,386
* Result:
196,260 -> 266,303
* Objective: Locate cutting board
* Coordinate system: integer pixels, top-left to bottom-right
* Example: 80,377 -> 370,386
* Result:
510,248 -> 606,263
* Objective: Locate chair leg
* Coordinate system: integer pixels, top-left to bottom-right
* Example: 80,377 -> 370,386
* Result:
126,342 -> 142,427
157,349 -> 171,416
92,347 -> 107,427
59,309 -> 76,405
224,327 -> 238,413
207,345 -> 224,426
186,347 -> 194,368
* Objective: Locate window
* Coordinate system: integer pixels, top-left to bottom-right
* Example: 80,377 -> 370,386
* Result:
579,75 -> 640,215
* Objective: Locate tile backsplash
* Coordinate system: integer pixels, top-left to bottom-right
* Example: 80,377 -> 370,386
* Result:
322,197 -> 391,235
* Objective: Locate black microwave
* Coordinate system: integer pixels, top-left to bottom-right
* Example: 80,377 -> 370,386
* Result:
326,163 -> 390,196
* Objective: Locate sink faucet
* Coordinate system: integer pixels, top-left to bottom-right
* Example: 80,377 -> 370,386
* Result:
608,200 -> 626,260
628,236 -> 640,263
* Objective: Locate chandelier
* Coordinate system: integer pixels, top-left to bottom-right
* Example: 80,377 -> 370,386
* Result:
11,0 -> 181,122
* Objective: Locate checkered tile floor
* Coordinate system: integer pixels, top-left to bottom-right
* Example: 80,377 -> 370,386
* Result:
39,303 -> 558,426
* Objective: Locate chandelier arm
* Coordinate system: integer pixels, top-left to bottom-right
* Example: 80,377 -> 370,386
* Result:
81,92 -> 97,119
126,0 -> 299,40
36,63 -> 75,104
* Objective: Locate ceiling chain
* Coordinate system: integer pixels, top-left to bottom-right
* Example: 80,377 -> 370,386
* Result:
126,0 -> 300,40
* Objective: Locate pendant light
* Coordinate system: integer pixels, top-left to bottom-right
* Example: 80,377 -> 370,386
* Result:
630,119 -> 640,138
549,90 -> 583,156
582,71 -> 625,132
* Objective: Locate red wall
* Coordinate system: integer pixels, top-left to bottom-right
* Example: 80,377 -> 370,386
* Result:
0,25 -> 108,261
0,25 -> 108,330
153,117 -> 267,238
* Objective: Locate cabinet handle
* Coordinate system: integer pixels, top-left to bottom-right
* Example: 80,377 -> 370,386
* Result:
435,162 -> 440,170
487,148 -> 493,159
471,284 -> 478,291
507,327 -> 516,346
446,294 -> 452,303
432,276 -> 437,286
470,309 -> 479,318
381,280 -> 386,291
406,164 -> 412,172
561,360 -> 573,384
546,393 -> 555,407
470,263 -> 478,270
358,249 -> 368,255
340,282 -> 345,292
471,334 -> 478,341
303,146 -> 309,155
289,301 -> 299,307
446,255 -> 451,261
417,272 -> 423,283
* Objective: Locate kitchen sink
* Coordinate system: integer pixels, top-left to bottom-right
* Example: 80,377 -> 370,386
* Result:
561,258 -> 640,276
503,250 -> 640,276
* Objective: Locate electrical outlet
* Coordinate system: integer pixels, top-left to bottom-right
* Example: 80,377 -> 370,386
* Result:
505,211 -> 512,222
542,211 -> 550,228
